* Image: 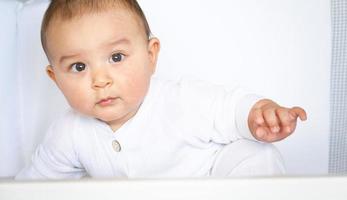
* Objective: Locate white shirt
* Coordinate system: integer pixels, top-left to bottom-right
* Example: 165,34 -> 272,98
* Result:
16,78 -> 262,179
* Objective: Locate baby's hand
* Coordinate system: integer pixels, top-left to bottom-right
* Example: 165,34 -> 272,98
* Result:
248,99 -> 307,142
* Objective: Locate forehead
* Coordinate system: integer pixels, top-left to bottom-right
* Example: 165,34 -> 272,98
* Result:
45,8 -> 146,60
47,6 -> 143,37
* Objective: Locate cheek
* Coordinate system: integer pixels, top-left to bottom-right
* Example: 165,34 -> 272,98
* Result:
118,65 -> 151,101
56,78 -> 92,108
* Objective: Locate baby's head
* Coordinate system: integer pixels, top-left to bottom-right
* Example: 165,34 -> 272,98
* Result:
42,0 -> 160,130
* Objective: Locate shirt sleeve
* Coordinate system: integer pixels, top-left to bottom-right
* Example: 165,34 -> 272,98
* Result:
15,111 -> 86,180
177,79 -> 263,143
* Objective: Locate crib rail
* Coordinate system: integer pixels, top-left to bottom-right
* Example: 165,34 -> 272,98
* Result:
1,176 -> 346,200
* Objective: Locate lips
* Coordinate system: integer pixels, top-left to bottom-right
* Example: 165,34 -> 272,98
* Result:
96,97 -> 117,106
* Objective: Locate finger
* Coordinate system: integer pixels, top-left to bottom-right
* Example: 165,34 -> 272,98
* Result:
255,126 -> 271,140
252,108 -> 265,126
276,119 -> 296,138
256,127 -> 284,142
289,107 -> 307,121
276,107 -> 293,127
263,108 -> 280,133
277,107 -> 300,137
282,125 -> 294,135
255,127 -> 266,138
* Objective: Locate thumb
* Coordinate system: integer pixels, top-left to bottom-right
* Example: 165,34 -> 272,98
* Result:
289,107 -> 307,121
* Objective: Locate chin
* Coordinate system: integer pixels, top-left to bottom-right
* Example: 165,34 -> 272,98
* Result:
95,112 -> 126,123
96,115 -> 117,122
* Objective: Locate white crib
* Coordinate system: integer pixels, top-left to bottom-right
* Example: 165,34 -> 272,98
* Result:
1,177 -> 347,200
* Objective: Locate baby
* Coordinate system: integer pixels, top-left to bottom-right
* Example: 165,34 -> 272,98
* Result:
16,0 -> 307,179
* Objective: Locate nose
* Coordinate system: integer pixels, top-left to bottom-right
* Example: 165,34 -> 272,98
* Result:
92,68 -> 113,89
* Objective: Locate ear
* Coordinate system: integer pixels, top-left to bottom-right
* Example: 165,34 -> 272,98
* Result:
46,65 -> 57,83
147,37 -> 160,74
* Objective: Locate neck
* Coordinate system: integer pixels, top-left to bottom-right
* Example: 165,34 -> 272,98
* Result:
107,108 -> 139,132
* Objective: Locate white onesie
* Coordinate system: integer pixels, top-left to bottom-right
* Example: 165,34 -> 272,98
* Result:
16,78 -> 284,179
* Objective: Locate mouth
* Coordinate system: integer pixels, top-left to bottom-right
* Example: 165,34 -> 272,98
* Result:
96,97 -> 118,106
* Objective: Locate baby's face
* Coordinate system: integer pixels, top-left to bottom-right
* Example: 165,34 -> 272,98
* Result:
45,8 -> 160,130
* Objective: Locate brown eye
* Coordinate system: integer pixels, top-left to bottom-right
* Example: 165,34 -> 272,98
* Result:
110,53 -> 125,63
71,62 -> 86,72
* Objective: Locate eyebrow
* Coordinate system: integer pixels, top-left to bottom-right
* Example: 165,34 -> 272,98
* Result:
102,38 -> 131,48
58,53 -> 80,65
58,38 -> 131,64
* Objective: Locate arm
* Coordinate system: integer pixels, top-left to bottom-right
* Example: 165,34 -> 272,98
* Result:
15,111 -> 86,180
176,79 -> 306,143
15,144 -> 86,180
177,79 -> 262,142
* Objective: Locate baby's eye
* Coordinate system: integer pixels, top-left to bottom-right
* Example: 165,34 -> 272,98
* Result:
70,62 -> 86,72
110,53 -> 125,63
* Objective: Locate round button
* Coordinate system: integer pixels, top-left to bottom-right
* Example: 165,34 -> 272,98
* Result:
112,140 -> 121,152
